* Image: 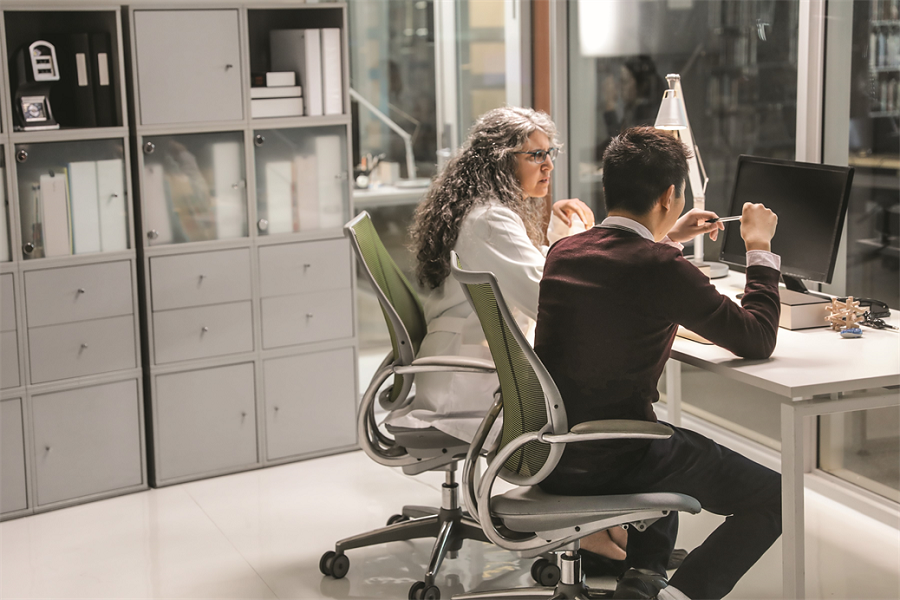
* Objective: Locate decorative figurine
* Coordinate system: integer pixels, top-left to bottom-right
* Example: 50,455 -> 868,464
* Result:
825,296 -> 867,332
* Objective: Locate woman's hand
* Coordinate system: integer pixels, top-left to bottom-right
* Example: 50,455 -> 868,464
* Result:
553,199 -> 595,228
667,208 -> 724,244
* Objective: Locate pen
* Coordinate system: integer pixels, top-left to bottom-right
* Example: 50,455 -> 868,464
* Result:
705,216 -> 741,223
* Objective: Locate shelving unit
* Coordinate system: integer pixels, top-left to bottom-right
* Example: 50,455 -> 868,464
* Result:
124,3 -> 358,487
0,6 -> 146,521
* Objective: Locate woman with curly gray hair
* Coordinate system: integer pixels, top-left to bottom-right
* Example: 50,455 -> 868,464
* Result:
390,105 -> 593,443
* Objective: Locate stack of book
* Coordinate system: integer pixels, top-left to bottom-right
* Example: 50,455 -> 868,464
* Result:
270,27 -> 343,117
251,71 -> 304,118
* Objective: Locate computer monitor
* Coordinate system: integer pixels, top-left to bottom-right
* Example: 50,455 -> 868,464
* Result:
719,155 -> 854,293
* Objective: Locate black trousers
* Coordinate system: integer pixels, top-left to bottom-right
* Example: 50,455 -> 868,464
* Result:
543,424 -> 782,600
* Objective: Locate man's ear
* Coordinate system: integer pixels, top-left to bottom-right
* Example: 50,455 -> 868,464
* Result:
658,184 -> 675,212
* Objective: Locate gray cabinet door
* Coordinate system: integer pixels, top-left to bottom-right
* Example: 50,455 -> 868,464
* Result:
258,239 -> 352,298
1,331 -> 20,389
134,10 -> 243,125
32,380 -> 143,506
155,363 -> 257,482
28,316 -> 136,384
1,274 -> 15,332
153,301 -> 253,364
150,249 -> 251,311
261,290 -> 353,349
264,347 -> 356,460
24,261 -> 133,327
1,398 -> 28,514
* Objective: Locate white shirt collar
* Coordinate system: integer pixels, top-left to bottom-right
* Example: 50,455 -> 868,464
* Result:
598,216 -> 655,242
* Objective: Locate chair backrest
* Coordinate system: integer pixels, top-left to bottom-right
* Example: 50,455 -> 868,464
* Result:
450,252 -> 567,486
345,212 -> 427,407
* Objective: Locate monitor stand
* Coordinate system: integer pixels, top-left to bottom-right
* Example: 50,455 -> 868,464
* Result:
783,275 -> 809,294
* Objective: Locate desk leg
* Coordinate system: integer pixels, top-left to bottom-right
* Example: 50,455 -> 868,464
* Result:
665,360 -> 682,427
781,402 -> 805,599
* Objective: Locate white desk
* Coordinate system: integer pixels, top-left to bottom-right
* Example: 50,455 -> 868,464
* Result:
664,272 -> 900,599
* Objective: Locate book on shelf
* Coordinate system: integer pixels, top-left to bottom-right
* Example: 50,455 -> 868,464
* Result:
293,153 -> 319,231
265,71 -> 295,87
271,29 -> 323,116
315,134 -> 345,229
48,33 -> 97,128
251,96 -> 304,118
265,161 -> 295,234
67,161 -> 103,254
321,28 -> 343,115
90,33 -> 115,127
96,159 -> 128,252
250,85 -> 303,99
211,142 -> 245,239
40,171 -> 72,257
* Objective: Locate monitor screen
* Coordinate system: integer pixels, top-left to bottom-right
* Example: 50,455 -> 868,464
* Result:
719,155 -> 854,285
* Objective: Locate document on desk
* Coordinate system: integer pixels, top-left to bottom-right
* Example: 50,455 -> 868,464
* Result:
676,326 -> 712,344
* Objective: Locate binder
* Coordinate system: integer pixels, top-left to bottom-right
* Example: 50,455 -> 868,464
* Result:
67,161 -> 102,254
40,171 -> 72,257
48,33 -> 97,128
315,135 -> 344,229
96,159 -> 128,252
90,33 -> 116,127
211,142 -> 244,239
0,175 -> 8,262
292,153 -> 319,231
270,29 -> 322,116
264,161 -> 294,234
321,28 -> 343,115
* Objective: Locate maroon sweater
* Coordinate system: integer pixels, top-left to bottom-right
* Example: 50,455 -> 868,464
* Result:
534,227 -> 780,477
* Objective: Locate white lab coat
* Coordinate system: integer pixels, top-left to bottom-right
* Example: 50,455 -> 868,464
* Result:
386,198 -> 583,443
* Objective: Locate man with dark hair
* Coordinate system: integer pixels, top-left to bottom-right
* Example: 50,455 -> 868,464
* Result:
534,126 -> 782,600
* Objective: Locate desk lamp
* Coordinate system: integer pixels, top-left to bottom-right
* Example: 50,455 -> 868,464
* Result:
655,74 -> 728,278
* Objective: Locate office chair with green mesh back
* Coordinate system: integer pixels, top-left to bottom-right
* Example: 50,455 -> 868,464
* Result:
320,212 -> 496,599
449,251 -> 701,600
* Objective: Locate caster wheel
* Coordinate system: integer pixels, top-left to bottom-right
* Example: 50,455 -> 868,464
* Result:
409,581 -> 426,599
531,558 -> 560,586
423,584 -> 441,599
387,513 -> 410,526
319,551 -> 349,579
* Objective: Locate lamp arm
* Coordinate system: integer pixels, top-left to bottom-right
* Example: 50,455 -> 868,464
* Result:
349,87 -> 417,179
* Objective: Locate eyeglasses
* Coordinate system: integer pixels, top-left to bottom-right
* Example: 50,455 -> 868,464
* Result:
515,147 -> 559,164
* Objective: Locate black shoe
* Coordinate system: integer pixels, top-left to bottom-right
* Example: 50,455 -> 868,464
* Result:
612,568 -> 668,600
580,549 -> 627,578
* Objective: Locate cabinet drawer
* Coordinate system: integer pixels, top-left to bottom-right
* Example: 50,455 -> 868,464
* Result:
153,301 -> 252,364
1,274 -> 15,332
1,398 -> 28,514
258,239 -> 351,298
25,262 -> 133,327
1,331 -> 20,389
261,290 -> 353,349
155,363 -> 257,482
150,249 -> 251,311
264,347 -> 356,460
32,380 -> 143,506
29,316 -> 137,384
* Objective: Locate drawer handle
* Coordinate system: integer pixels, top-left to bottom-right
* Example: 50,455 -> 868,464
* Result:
77,288 -> 86,295
274,406 -> 279,412
201,326 -> 209,334
303,263 -> 312,271
79,343 -> 89,351
306,313 -> 314,319
240,411 -> 247,421
148,230 -> 159,240
198,274 -> 206,284
45,445 -> 52,454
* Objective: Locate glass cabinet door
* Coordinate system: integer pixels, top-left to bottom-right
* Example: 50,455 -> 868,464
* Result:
15,139 -> 130,260
0,149 -> 9,262
141,131 -> 248,246
253,126 -> 349,236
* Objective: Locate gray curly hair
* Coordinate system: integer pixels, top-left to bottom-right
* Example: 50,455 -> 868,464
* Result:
410,106 -> 560,290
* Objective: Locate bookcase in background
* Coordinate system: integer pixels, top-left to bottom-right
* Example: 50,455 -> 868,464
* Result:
0,6 -> 146,521
125,3 -> 358,487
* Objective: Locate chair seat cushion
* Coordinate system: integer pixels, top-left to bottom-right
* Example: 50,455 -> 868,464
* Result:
386,424 -> 469,450
492,486 -> 701,532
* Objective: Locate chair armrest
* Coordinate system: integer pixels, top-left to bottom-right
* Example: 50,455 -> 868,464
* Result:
541,420 -> 673,444
395,355 -> 496,375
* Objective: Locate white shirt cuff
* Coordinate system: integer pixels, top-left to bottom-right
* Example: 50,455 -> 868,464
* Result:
660,236 -> 684,251
746,249 -> 781,271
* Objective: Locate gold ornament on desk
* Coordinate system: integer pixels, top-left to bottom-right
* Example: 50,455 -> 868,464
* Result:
825,296 -> 867,331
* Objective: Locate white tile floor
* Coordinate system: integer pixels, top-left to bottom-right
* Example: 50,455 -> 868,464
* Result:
1,449 -> 899,599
